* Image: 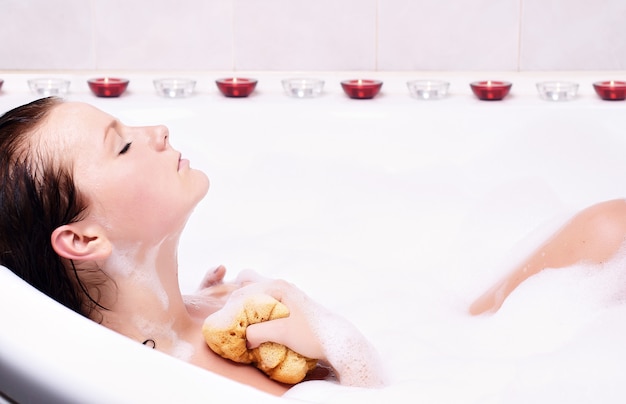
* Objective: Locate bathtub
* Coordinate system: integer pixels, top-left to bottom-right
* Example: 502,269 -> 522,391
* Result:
2,71 -> 626,403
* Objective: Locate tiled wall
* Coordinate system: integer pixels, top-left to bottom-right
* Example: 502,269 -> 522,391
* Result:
1,0 -> 625,71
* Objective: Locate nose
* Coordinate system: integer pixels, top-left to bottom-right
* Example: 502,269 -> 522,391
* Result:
149,125 -> 169,151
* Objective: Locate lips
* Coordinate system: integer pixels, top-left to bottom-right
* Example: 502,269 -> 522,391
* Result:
178,153 -> 190,171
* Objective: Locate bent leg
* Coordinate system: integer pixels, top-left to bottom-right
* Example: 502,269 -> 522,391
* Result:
469,199 -> 626,315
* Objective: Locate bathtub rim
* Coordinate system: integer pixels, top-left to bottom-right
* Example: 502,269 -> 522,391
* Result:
0,265 -> 289,404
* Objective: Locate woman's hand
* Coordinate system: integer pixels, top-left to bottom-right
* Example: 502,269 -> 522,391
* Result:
194,265 -> 241,297
231,270 -> 388,387
197,265 -> 227,290
233,270 -> 325,360
185,265 -> 241,317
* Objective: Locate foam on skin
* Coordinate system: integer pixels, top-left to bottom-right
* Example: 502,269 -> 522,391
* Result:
107,242 -> 169,310
103,237 -> 200,360
133,315 -> 195,361
299,296 -> 388,388
225,275 -> 388,388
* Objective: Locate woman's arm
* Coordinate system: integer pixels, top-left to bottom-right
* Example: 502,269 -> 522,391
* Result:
469,199 -> 626,315
234,270 -> 387,388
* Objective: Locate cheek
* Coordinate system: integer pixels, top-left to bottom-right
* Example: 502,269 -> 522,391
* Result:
118,181 -> 179,219
79,162 -> 206,237
90,177 -> 180,231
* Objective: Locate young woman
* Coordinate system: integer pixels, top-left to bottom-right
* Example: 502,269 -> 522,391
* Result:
0,97 -> 386,395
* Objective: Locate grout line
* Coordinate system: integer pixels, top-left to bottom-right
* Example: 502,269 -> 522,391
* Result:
516,0 -> 524,71
375,0 -> 379,71
231,0 -> 236,71
90,0 -> 98,69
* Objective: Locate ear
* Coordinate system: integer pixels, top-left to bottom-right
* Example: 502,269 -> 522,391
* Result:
51,223 -> 111,261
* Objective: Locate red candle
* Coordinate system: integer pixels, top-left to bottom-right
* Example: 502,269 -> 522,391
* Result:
215,78 -> 257,97
87,78 -> 129,97
470,81 -> 512,101
340,79 -> 383,99
593,81 -> 626,101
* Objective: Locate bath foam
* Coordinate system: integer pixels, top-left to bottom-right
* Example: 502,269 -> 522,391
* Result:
108,242 -> 170,310
501,243 -> 626,316
172,340 -> 195,362
139,243 -> 170,310
105,245 -> 136,278
133,315 -> 195,362
461,243 -> 626,362
302,302 -> 388,388
106,237 -> 197,360
202,293 -> 318,384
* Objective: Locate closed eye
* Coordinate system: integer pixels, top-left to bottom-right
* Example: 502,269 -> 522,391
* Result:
119,142 -> 132,155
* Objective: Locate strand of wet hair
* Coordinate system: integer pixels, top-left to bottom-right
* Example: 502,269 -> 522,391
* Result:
70,260 -> 155,349
70,259 -> 109,312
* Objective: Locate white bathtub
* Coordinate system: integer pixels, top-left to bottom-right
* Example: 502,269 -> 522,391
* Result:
2,71 -> 626,403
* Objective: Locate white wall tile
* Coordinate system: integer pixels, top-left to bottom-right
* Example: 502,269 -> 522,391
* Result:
2,0 -> 626,72
232,0 -> 377,71
520,0 -> 626,70
378,0 -> 521,71
93,0 -> 233,70
0,0 -> 94,70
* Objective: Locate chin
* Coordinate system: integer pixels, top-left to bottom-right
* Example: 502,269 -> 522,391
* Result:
193,171 -> 210,200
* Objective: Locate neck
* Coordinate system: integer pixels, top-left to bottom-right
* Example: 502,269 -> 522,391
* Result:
97,235 -> 197,360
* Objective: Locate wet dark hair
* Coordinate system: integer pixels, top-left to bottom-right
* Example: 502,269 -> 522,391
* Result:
0,97 -> 97,318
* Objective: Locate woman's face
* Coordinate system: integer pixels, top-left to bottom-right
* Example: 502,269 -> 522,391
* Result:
39,102 -> 209,243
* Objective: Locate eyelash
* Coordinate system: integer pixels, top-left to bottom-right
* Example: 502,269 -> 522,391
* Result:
119,142 -> 132,155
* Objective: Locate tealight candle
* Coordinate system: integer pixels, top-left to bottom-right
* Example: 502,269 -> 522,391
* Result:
593,81 -> 626,101
87,77 -> 129,97
340,79 -> 383,99
469,81 -> 512,101
536,81 -> 578,102
282,78 -> 324,98
153,78 -> 196,98
28,78 -> 70,96
215,78 -> 257,97
407,80 -> 450,100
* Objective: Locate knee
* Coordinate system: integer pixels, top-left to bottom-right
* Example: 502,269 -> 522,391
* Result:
573,199 -> 626,261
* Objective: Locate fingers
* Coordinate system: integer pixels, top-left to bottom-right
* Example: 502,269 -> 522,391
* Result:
246,317 -> 289,348
197,265 -> 227,290
246,314 -> 324,360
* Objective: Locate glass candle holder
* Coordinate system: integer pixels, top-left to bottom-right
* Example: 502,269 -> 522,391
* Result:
469,81 -> 512,101
282,78 -> 324,98
536,81 -> 578,102
215,78 -> 257,97
28,78 -> 70,96
87,78 -> 129,97
593,81 -> 626,101
407,80 -> 450,100
340,79 -> 383,99
153,78 -> 196,98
